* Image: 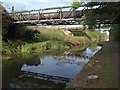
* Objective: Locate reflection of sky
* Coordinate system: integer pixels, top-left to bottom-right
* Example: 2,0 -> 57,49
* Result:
21,46 -> 102,79
82,46 -> 102,58
21,56 -> 89,79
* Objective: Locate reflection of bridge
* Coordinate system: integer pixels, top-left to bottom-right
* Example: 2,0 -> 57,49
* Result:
22,71 -> 70,84
8,6 -> 84,24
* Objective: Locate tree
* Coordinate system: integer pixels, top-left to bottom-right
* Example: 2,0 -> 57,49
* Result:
82,2 -> 120,41
82,11 -> 97,30
71,0 -> 83,10
0,3 -> 11,41
81,2 -> 120,29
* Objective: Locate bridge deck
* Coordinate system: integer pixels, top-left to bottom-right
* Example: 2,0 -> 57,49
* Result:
7,4 -> 114,24
8,6 -> 84,24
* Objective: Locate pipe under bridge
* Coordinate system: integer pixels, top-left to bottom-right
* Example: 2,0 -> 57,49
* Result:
8,6 -> 84,25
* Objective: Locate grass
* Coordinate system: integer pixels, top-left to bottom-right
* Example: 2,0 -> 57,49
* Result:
34,27 -> 66,41
2,40 -> 69,54
71,30 -> 104,42
84,30 -> 101,42
2,26 -> 104,54
21,40 -> 69,53
65,41 -> 117,88
101,42 -> 116,87
26,26 -> 91,45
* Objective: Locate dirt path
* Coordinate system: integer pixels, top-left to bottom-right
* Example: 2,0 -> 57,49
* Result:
66,41 -> 119,88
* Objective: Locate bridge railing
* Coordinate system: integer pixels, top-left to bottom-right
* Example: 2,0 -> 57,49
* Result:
8,6 -> 84,24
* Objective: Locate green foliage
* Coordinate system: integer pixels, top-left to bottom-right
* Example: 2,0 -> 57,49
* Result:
111,24 -> 120,41
85,2 -> 101,7
2,24 -> 104,54
72,30 -> 103,42
81,11 -> 96,29
1,4 -> 11,39
2,40 -> 69,54
84,30 -> 102,42
2,13 -> 10,38
101,42 -> 115,86
82,2 -> 120,28
33,27 -> 66,41
71,31 -> 86,36
11,26 -> 41,42
23,29 -> 41,42
71,0 -> 83,10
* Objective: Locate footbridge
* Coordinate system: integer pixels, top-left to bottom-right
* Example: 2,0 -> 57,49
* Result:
7,3 -> 114,25
8,6 -> 85,25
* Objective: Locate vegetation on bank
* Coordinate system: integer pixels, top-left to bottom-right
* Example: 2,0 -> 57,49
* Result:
110,24 -> 120,42
66,25 -> 120,88
2,25 -> 104,54
71,30 -> 106,42
3,40 -> 69,54
101,42 -> 115,87
65,41 -> 117,88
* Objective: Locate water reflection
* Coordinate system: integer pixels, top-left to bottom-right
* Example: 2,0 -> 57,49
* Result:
20,45 -> 102,84
81,46 -> 102,58
2,44 -> 102,88
21,56 -> 89,80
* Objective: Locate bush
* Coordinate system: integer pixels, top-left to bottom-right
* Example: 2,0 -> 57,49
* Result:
72,31 -> 86,36
13,26 -> 41,43
84,30 -> 101,42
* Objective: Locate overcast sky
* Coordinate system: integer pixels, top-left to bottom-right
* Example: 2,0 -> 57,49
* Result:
1,0 -> 82,12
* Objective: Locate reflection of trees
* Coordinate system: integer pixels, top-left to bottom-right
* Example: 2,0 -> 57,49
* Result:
9,76 -> 65,88
2,54 -> 42,88
63,44 -> 89,56
56,57 -> 89,67
53,56 -> 67,61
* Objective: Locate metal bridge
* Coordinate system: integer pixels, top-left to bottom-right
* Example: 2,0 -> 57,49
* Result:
8,6 -> 85,25
7,3 -> 115,25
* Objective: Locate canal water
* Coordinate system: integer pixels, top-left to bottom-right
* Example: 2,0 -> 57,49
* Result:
2,44 -> 102,89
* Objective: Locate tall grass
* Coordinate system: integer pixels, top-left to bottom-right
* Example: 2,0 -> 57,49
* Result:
3,26 -> 103,54
71,30 -> 103,42
2,40 -> 69,54
27,26 -> 91,45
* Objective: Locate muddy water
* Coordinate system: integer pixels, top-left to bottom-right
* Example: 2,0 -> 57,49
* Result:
2,43 -> 102,89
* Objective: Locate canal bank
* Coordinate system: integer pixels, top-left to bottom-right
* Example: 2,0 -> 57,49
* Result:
66,41 -> 118,88
2,25 -> 105,54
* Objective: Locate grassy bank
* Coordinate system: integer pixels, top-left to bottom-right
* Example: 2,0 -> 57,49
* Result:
71,30 -> 105,42
2,25 -> 104,54
27,26 -> 91,45
101,42 -> 116,87
3,40 -> 69,54
2,26 -> 90,54
66,41 -> 117,88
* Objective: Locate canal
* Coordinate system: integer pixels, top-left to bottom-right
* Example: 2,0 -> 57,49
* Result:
2,43 -> 102,89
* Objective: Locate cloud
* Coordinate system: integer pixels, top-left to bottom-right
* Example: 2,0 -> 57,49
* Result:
1,0 -> 76,12
1,0 -> 31,5
1,0 -> 73,3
